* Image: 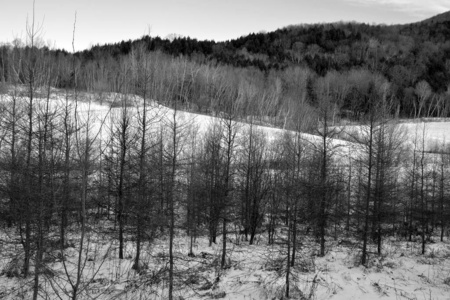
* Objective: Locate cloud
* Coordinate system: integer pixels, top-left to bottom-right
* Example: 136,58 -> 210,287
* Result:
343,0 -> 450,18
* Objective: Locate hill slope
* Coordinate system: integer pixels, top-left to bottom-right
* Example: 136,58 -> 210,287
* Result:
420,10 -> 450,24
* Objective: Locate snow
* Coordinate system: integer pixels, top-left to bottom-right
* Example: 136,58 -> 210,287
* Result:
2,222 -> 450,299
399,122 -> 450,149
342,121 -> 450,151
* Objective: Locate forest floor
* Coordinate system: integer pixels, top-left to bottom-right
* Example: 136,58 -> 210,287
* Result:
1,221 -> 450,299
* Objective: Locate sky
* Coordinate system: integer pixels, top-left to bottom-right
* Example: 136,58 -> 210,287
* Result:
1,0 -> 450,52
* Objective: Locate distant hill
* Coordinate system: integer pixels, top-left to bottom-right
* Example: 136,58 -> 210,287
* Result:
74,11 -> 450,92
2,10 -> 450,121
419,10 -> 450,24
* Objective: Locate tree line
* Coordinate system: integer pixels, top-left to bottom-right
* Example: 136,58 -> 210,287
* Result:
2,14 -> 450,121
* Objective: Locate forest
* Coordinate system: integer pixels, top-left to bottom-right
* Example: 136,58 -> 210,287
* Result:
0,9 -> 450,300
2,11 -> 450,122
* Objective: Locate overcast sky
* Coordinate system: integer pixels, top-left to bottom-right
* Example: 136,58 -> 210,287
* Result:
2,0 -> 450,52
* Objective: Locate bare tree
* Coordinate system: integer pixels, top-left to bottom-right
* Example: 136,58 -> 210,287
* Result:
313,75 -> 343,256
415,80 -> 432,118
348,79 -> 394,265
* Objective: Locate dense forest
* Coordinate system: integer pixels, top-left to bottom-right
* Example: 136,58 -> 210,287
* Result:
2,11 -> 450,126
1,10 -> 450,300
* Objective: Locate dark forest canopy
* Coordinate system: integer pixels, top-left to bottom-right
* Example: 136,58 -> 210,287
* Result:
1,11 -> 450,124
74,13 -> 450,82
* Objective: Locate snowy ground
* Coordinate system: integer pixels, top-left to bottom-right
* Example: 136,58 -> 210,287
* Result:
340,121 -> 450,152
1,221 -> 450,299
0,90 -> 352,155
1,91 -> 449,151
399,122 -> 450,150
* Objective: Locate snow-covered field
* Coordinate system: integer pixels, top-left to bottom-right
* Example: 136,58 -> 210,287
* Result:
0,91 -> 352,154
2,222 -> 450,300
341,121 -> 450,151
13,91 -> 449,153
399,122 -> 450,150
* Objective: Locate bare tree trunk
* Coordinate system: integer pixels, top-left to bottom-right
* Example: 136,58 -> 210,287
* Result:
8,90 -> 18,228
61,90 -> 72,248
291,202 -> 297,267
440,162 -> 445,242
361,116 -> 374,266
420,126 -> 426,255
117,107 -> 128,260
168,82 -> 180,300
285,208 -> 291,299
346,156 -> 352,234
134,99 -> 147,271
319,124 -> 328,257
33,69 -> 53,300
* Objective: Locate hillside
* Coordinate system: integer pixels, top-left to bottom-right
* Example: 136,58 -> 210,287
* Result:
76,11 -> 450,88
1,11 -> 450,126
420,10 -> 450,24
